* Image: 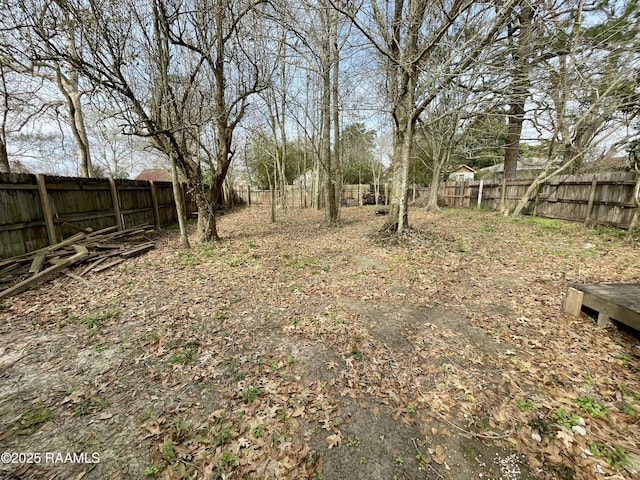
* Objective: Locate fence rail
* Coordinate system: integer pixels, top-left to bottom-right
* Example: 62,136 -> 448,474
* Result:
234,184 -> 376,208
235,172 -> 639,230
3,171 -> 637,258
436,171 -> 639,229
0,173 -> 192,259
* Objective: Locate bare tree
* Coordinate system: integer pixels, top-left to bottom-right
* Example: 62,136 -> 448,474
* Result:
511,0 -> 640,215
159,0 -> 271,241
273,0 -> 349,225
502,0 -> 534,180
257,24 -> 290,216
335,0 -> 514,233
414,91 -> 470,212
0,63 -> 27,173
51,24 -> 94,177
0,64 -> 15,173
3,1 -> 96,176
0,9 -> 54,173
16,0 -> 272,242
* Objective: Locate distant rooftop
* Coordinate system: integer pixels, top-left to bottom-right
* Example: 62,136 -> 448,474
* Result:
135,168 -> 171,182
479,157 -> 558,173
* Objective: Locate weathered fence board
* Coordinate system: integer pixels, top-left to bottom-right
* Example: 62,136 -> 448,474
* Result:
235,184 -> 372,208
234,173 -> 637,230
438,171 -> 638,228
0,173 -> 191,259
154,182 -> 179,227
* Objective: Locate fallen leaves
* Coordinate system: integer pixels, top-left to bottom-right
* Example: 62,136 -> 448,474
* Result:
326,433 -> 342,449
1,206 -> 639,480
433,444 -> 446,464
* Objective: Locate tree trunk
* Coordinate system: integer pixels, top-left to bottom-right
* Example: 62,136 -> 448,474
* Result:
503,2 -> 533,180
384,115 -> 413,233
0,63 -> 10,174
321,17 -> 338,226
268,160 -> 276,223
503,101 -> 524,179
314,156 -> 321,210
628,175 -> 640,235
197,203 -> 218,242
197,185 -> 219,242
396,123 -> 413,233
197,162 -> 231,242
55,29 -> 93,177
0,139 -> 10,173
170,153 -> 190,249
426,159 -> 443,212
70,90 -> 93,177
331,10 -> 342,222
278,45 -> 288,211
270,184 -> 276,223
56,69 -> 93,177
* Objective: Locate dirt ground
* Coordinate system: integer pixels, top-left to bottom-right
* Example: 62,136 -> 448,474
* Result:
1,205 -> 639,480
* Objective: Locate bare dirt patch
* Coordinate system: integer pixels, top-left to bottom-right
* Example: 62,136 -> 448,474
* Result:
1,206 -> 639,479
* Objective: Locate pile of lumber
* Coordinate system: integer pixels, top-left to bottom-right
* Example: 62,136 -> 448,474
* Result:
0,225 -> 157,300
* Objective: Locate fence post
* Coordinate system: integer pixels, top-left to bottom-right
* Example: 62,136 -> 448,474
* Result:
36,174 -> 56,245
477,180 -> 484,208
532,183 -> 542,217
499,176 -> 507,213
247,185 -> 251,206
108,178 -> 124,231
149,181 -> 161,230
584,176 -> 598,227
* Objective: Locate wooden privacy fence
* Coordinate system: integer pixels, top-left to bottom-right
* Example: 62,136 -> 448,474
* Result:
0,173 -> 193,259
435,171 -> 639,229
234,184 -> 376,207
234,172 -> 638,229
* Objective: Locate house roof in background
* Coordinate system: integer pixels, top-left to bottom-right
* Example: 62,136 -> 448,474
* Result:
135,168 -> 171,182
451,164 -> 476,173
479,157 -> 559,173
584,156 -> 629,172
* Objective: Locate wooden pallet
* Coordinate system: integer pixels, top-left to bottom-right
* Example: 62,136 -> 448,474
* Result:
564,284 -> 640,331
0,225 -> 157,300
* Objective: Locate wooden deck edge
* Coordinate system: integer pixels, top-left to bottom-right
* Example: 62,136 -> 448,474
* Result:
564,287 -> 584,316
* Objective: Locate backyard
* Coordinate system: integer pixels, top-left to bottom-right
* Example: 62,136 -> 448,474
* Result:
1,205 -> 639,480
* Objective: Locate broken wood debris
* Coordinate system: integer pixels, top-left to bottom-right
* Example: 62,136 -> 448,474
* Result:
0,225 -> 157,300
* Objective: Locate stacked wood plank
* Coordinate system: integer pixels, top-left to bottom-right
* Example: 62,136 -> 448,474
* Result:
0,225 -> 157,300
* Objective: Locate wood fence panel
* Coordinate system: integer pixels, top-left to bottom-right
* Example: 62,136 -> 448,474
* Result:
45,176 -> 116,240
483,183 -> 503,211
342,184 -> 370,201
235,184 -> 371,208
115,180 -> 155,229
154,182 -> 178,227
249,190 -> 272,205
531,172 -> 637,227
422,172 -> 637,229
285,186 -> 311,208
591,172 -> 637,228
0,173 -> 48,257
0,174 -> 193,259
544,175 -> 591,222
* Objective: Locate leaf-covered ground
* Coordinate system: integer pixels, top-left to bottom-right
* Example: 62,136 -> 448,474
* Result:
1,205 -> 639,480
